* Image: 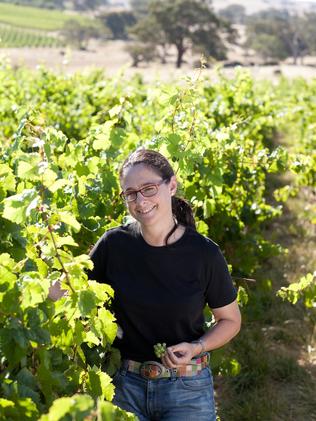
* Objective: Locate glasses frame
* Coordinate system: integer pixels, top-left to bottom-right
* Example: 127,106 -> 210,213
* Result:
120,178 -> 168,202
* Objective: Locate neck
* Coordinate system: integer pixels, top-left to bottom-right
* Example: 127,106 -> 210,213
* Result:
139,217 -> 178,247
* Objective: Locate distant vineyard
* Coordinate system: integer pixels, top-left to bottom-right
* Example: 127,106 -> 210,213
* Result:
0,2 -> 90,30
0,25 -> 63,48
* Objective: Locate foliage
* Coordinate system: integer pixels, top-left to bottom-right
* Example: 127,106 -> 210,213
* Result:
274,77 -> 316,187
245,8 -> 311,64
301,12 -> 316,54
98,11 -> 137,40
61,19 -> 100,49
0,64 -> 314,418
130,0 -> 234,68
277,272 -> 316,308
129,14 -> 168,64
125,42 -> 157,67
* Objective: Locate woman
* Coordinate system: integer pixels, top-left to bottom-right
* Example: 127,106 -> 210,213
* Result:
88,148 -> 241,421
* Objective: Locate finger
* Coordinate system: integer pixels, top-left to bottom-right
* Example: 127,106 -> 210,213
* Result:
167,349 -> 181,365
162,352 -> 177,368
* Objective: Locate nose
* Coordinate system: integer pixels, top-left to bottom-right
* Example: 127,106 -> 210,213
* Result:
135,191 -> 146,204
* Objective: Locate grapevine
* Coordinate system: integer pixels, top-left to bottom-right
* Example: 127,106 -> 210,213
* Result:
0,64 -> 313,419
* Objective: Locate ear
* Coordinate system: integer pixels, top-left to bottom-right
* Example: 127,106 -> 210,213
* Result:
169,175 -> 177,196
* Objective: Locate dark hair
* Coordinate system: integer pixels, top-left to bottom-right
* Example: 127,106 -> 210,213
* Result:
119,148 -> 196,245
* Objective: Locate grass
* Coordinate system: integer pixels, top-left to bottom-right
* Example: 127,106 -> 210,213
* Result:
0,2 -> 91,31
214,166 -> 316,420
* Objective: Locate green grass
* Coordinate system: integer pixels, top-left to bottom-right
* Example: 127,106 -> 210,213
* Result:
0,2 -> 91,31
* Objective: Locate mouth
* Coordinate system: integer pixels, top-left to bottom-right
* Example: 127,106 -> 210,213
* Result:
137,205 -> 157,215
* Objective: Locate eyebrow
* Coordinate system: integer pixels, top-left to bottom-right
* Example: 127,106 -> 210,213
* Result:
125,181 -> 160,191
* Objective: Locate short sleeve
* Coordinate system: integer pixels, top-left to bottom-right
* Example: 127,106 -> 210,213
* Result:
87,233 -> 109,283
204,247 -> 238,309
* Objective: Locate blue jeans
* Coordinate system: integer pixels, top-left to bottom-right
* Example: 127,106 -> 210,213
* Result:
112,363 -> 217,420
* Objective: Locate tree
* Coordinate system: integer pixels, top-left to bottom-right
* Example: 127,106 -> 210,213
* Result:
218,4 -> 246,24
129,14 -> 169,63
61,20 -> 100,50
130,0 -> 234,68
301,12 -> 316,55
125,42 -> 157,66
99,11 -> 137,40
245,9 -> 309,64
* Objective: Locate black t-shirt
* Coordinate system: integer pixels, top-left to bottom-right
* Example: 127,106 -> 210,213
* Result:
88,222 -> 237,362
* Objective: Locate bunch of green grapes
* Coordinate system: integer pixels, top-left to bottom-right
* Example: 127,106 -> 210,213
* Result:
154,343 -> 167,358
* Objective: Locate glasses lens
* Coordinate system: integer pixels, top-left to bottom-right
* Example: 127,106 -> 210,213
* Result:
124,192 -> 136,202
141,185 -> 158,197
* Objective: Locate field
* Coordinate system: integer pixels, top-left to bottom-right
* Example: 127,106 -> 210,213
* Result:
0,2 -> 89,30
2,40 -> 316,81
0,24 -> 63,48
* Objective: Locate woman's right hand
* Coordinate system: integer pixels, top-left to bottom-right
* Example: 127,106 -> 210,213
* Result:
48,280 -> 67,301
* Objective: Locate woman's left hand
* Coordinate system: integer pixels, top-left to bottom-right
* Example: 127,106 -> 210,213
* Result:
161,342 -> 196,368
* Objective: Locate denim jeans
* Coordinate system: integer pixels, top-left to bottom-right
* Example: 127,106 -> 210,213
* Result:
112,362 -> 217,421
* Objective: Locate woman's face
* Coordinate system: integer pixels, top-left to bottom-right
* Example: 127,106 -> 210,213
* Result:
120,164 -> 177,228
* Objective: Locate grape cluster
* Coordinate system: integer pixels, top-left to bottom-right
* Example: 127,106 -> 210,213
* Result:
154,342 -> 167,359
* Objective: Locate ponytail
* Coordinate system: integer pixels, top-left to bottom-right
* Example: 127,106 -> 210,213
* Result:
164,196 -> 196,246
172,196 -> 196,230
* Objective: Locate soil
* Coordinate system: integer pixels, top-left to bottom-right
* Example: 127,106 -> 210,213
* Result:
2,40 -> 316,82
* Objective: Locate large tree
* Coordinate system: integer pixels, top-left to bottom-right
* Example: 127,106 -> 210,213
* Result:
98,10 -> 137,40
245,9 -> 310,64
130,0 -> 234,68
301,12 -> 316,55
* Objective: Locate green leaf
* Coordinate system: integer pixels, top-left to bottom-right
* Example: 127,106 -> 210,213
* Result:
48,179 -> 69,193
2,189 -> 39,224
87,369 -> 114,400
92,121 -> 115,150
42,168 -> 58,188
20,274 -> 49,309
237,286 -> 249,307
79,290 -> 96,316
97,401 -> 137,420
95,308 -> 117,347
17,160 -> 40,181
109,104 -> 122,118
88,280 -> 114,301
59,211 -> 81,232
39,394 -> 94,421
0,398 -> 15,409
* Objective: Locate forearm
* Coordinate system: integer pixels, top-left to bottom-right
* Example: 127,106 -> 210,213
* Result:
192,318 -> 241,356
164,301 -> 241,367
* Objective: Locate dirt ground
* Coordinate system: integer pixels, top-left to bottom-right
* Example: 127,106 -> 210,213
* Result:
2,40 -> 316,82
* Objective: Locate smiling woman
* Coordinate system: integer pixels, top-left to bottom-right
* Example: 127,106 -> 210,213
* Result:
88,147 -> 241,421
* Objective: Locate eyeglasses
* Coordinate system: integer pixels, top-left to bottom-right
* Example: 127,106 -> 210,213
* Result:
120,179 -> 168,202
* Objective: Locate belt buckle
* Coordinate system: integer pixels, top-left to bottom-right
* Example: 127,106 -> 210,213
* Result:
139,361 -> 166,379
